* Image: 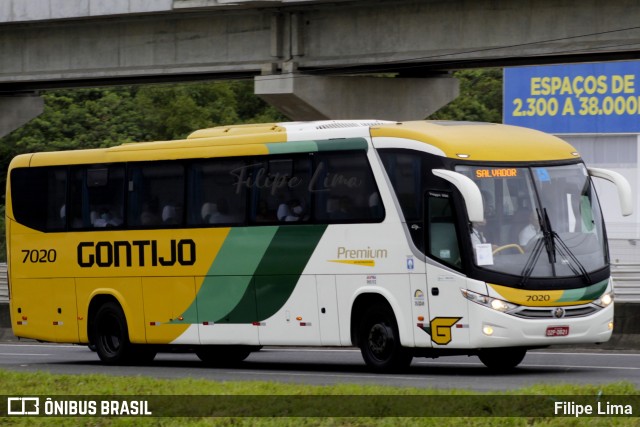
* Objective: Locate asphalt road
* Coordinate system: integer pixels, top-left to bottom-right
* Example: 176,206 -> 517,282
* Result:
1,342 -> 639,392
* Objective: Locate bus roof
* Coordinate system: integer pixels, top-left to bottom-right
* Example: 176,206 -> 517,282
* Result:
368,121 -> 579,162
188,120 -> 579,162
13,120 -> 580,167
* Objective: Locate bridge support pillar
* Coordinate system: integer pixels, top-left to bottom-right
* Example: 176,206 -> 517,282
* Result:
0,94 -> 44,138
255,73 -> 459,121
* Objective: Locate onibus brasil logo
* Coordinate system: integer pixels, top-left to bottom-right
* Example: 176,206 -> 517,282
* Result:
6,397 -> 152,416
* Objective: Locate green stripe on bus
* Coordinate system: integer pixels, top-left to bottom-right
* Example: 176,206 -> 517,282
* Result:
225,224 -> 327,322
557,279 -> 608,302
316,138 -> 368,152
205,227 -> 279,276
181,225 -> 327,325
254,225 -> 327,276
198,275 -> 255,323
179,227 -> 278,324
266,140 -> 318,154
265,138 -> 368,155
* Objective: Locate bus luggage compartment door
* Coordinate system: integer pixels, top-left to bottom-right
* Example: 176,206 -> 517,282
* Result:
142,276 -> 197,345
11,278 -> 79,343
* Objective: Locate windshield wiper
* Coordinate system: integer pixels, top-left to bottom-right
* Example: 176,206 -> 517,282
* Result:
520,232 -> 545,287
550,229 -> 593,285
520,207 -> 592,286
520,208 -> 555,287
540,208 -> 557,265
542,207 -> 592,284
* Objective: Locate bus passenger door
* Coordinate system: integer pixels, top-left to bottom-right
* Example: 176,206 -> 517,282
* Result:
424,191 -> 470,348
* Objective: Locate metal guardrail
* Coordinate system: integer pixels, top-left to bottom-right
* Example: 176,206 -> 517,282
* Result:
0,263 -> 6,304
611,262 -> 640,303
0,262 -> 638,304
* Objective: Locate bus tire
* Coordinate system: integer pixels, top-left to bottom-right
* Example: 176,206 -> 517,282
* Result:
196,345 -> 253,366
93,301 -> 135,365
478,348 -> 527,370
358,304 -> 412,372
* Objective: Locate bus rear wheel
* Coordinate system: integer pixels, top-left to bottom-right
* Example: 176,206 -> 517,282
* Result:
358,304 -> 412,372
93,301 -> 156,365
478,348 -> 527,370
93,302 -> 132,365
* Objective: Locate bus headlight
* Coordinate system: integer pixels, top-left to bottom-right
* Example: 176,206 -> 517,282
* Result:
461,289 -> 518,313
490,299 -> 513,312
593,292 -> 613,308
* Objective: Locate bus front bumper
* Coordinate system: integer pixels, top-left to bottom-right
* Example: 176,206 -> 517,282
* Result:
466,301 -> 614,348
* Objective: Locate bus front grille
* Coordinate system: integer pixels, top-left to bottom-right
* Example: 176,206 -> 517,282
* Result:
512,305 -> 598,319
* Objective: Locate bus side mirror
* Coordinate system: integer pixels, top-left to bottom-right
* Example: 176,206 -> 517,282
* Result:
432,169 -> 484,223
588,167 -> 633,216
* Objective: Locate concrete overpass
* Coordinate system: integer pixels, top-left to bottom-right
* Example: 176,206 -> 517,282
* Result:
2,0 -> 640,135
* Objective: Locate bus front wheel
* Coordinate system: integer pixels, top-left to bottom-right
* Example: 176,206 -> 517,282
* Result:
358,304 -> 412,372
478,348 -> 527,370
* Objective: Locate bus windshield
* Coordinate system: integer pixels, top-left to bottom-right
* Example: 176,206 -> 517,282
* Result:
456,163 -> 607,279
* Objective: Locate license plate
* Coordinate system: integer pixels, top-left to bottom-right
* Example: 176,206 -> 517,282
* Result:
546,326 -> 570,337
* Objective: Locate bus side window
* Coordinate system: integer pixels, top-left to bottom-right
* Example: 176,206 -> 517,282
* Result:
313,151 -> 384,223
427,192 -> 461,268
128,162 -> 184,228
187,158 -> 247,226
251,156 -> 311,224
70,165 -> 125,229
378,150 -> 423,250
10,167 -> 67,232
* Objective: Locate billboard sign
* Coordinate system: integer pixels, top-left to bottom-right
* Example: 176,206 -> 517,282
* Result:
504,61 -> 640,133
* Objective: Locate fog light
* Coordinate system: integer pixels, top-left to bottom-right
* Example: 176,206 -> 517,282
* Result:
608,321 -> 614,330
482,325 -> 494,336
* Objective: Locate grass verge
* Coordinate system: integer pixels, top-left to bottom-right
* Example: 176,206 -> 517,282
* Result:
0,369 -> 638,426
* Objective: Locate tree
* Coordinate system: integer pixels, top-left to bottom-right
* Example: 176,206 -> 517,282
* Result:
135,82 -> 238,141
229,81 -> 287,124
429,69 -> 503,122
1,88 -> 145,154
134,81 -> 285,141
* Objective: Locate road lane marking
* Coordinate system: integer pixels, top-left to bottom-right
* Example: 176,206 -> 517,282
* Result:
0,344 -> 82,349
261,348 -> 360,353
0,353 -> 53,356
228,370 -> 436,382
414,360 -> 640,370
533,351 -> 640,357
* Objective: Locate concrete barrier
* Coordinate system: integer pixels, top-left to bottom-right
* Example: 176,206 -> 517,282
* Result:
1,301 -> 639,349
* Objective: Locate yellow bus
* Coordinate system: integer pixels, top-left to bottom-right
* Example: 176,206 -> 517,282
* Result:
6,120 -> 632,371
